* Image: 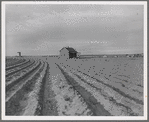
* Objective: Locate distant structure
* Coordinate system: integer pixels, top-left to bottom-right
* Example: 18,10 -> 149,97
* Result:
126,54 -> 143,58
60,47 -> 80,59
103,55 -> 107,58
17,52 -> 21,57
134,54 -> 143,57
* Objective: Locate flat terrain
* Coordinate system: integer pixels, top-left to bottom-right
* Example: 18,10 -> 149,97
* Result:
5,56 -> 143,116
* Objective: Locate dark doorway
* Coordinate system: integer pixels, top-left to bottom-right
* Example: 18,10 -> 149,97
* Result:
69,52 -> 76,58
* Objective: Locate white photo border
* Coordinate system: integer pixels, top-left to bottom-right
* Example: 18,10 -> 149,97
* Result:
1,1 -> 148,120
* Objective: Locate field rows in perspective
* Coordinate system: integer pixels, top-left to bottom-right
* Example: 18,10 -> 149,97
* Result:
5,56 -> 144,116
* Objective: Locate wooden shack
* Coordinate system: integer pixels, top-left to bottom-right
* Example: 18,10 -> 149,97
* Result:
60,47 -> 80,59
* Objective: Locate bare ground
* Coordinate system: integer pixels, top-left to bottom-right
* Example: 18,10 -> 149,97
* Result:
5,57 -> 144,116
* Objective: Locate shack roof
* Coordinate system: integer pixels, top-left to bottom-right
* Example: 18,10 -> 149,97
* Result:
60,47 -> 78,53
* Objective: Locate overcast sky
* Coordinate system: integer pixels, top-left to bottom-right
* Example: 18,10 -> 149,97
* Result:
5,4 -> 143,56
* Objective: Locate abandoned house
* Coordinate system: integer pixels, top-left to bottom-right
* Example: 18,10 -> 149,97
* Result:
60,47 -> 80,59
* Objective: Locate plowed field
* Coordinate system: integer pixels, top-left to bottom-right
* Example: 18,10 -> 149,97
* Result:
5,56 -> 143,116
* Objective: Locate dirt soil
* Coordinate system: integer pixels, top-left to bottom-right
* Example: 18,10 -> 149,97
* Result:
5,57 -> 144,116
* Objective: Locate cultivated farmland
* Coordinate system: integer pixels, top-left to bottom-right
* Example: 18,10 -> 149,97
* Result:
5,56 -> 143,116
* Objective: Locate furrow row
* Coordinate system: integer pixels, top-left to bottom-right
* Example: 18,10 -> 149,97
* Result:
6,58 -> 30,71
6,61 -> 41,92
6,60 -> 35,77
6,62 -> 47,115
57,63 -> 143,116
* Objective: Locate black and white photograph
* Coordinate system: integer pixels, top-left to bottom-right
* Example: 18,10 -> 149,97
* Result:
1,1 -> 147,120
